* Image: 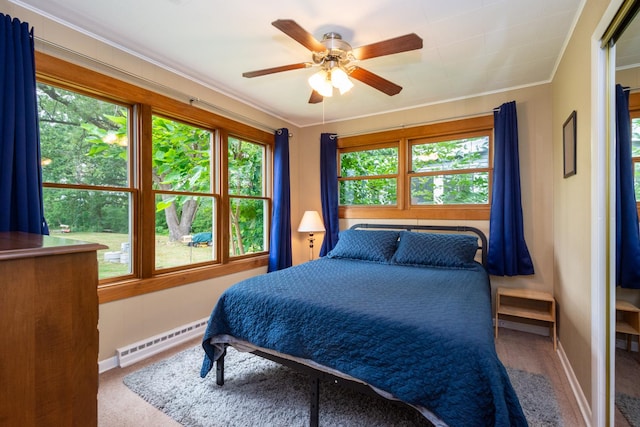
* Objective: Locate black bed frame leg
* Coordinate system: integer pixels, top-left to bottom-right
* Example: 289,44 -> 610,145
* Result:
309,376 -> 319,427
216,347 -> 226,386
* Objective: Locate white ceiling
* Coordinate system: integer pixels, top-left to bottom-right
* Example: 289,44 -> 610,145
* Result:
8,0 -> 601,127
617,11 -> 640,69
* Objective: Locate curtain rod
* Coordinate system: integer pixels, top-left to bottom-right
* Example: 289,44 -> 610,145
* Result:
34,37 -> 280,135
331,108 -> 499,139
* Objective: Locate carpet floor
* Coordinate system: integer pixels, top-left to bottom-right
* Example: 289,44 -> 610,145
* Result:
124,345 -> 432,426
122,344 -> 564,426
99,330 -> 584,426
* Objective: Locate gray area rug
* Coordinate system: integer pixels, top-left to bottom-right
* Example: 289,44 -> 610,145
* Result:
617,393 -> 640,427
123,345 -> 562,426
507,368 -> 563,427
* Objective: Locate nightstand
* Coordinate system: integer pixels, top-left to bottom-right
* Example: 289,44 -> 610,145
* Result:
616,300 -> 640,351
495,287 -> 557,350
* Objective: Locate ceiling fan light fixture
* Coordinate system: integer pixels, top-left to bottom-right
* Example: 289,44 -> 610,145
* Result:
308,69 -> 333,97
245,21 -> 423,103
330,67 -> 354,95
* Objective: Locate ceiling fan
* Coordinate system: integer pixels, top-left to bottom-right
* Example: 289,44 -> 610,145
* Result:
242,19 -> 423,104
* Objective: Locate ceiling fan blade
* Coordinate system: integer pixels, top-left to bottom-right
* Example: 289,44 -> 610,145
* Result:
242,62 -> 312,78
272,19 -> 326,52
308,90 -> 323,104
349,67 -> 402,96
352,33 -> 423,61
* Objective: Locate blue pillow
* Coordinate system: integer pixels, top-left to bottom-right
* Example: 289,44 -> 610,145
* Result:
327,229 -> 399,263
391,231 -> 478,268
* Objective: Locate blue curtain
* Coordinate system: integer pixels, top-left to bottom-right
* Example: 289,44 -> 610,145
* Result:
0,14 -> 48,234
267,128 -> 292,272
487,101 -> 534,276
615,84 -> 640,289
319,133 -> 339,256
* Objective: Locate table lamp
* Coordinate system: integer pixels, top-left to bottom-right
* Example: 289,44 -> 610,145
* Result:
297,210 -> 325,261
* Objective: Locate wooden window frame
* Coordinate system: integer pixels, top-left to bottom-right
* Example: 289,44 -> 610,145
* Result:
36,52 -> 273,303
227,135 -> 271,260
338,142 -> 400,208
337,115 -> 494,220
148,115 -> 221,274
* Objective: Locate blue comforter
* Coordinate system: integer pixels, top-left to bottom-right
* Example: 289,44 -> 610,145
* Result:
201,258 -> 527,427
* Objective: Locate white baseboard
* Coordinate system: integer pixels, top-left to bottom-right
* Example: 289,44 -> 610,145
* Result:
557,340 -> 592,427
99,356 -> 119,374
98,317 -> 209,373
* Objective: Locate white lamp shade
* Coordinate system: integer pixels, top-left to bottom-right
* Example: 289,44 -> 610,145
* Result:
308,70 -> 333,98
297,210 -> 325,233
330,67 -> 354,94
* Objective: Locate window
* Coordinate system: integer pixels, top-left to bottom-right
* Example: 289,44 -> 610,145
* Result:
36,53 -> 273,302
38,83 -> 134,280
339,145 -> 398,206
152,116 -> 217,270
228,136 -> 268,257
337,115 -> 493,220
409,134 -> 490,205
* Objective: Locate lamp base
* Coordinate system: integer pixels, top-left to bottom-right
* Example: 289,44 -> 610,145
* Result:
307,233 -> 315,261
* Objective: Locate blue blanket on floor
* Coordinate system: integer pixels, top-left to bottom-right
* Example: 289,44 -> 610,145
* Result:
201,258 -> 527,427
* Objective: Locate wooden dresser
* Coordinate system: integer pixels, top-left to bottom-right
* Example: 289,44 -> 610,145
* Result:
0,232 -> 105,426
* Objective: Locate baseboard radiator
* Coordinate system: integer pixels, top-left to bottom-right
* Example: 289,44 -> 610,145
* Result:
116,317 -> 209,368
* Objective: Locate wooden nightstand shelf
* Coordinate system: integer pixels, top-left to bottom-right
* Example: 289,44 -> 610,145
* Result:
495,287 -> 557,350
616,300 -> 640,351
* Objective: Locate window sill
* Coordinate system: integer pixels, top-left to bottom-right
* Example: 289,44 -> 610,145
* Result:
97,255 -> 268,303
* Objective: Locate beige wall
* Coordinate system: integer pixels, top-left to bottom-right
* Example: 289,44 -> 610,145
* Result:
551,0 -> 618,414
296,85 -> 555,294
618,66 -> 640,90
98,268 -> 264,360
552,10 -> 593,409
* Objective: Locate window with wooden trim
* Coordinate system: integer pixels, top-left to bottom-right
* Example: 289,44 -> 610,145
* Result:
337,115 -> 493,220
38,82 -> 135,280
228,136 -> 269,257
36,52 -> 273,302
339,144 -> 399,206
409,133 -> 490,205
151,116 -> 218,271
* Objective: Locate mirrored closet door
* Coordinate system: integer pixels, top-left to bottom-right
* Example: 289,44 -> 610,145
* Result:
611,5 -> 640,425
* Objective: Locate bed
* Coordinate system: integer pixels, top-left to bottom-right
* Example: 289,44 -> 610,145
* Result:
200,224 -> 527,427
